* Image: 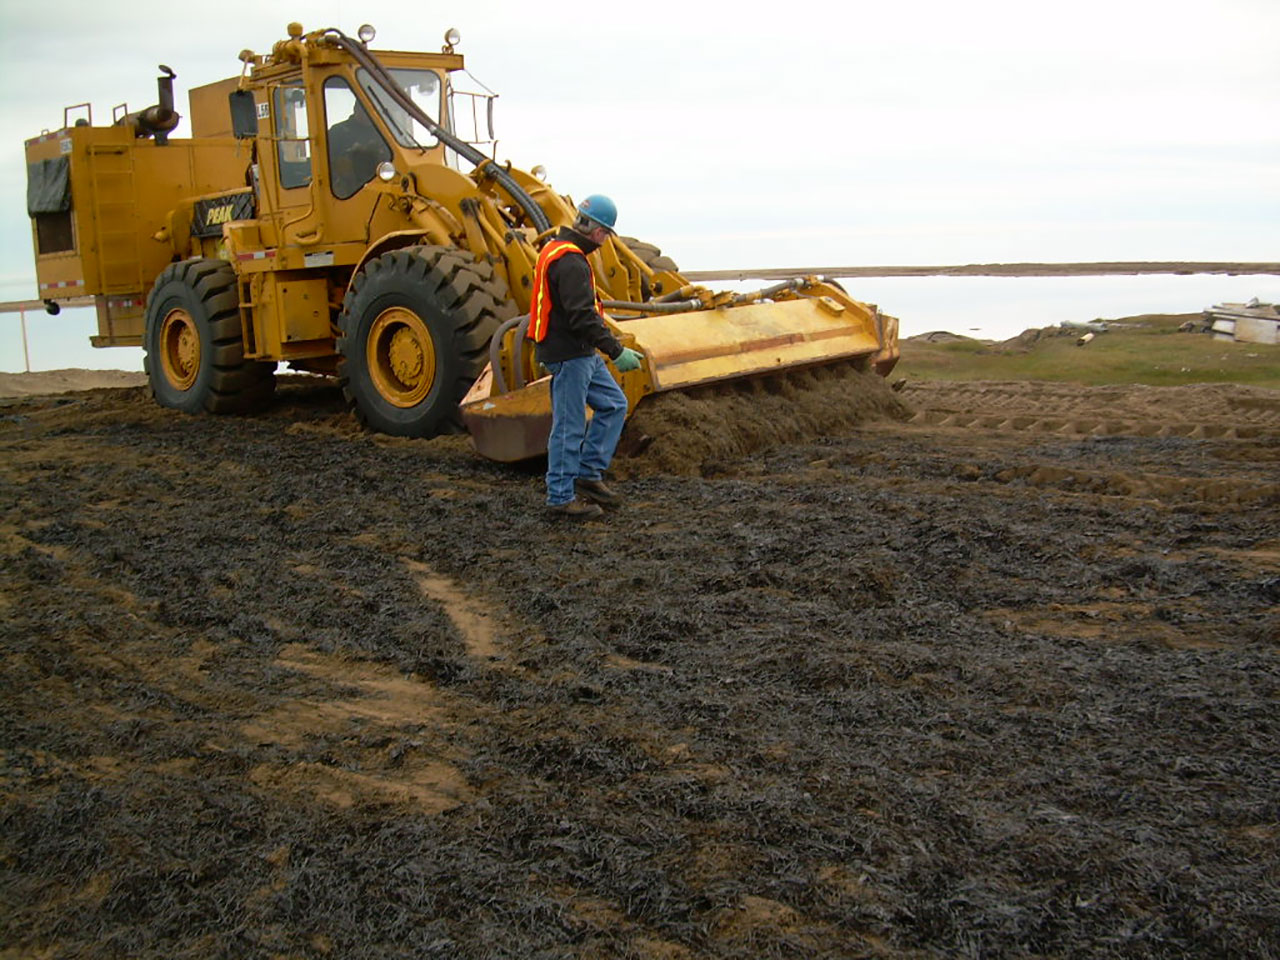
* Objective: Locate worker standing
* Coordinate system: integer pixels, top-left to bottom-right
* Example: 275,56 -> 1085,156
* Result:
528,195 -> 643,519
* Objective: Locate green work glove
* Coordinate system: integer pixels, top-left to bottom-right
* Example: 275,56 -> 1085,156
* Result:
614,347 -> 642,373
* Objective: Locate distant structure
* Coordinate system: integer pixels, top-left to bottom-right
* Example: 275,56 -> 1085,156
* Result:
1203,299 -> 1279,345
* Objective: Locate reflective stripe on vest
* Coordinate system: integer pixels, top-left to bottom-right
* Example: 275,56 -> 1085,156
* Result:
528,239 -> 602,342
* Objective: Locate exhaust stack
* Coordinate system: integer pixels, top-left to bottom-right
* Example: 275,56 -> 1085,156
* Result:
121,65 -> 181,144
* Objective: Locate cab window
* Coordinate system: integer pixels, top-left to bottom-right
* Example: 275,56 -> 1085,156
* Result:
274,84 -> 311,189
324,77 -> 392,200
357,68 -> 441,149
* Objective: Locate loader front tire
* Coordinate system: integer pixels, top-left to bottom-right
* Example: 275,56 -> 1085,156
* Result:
143,258 -> 276,414
337,246 -> 514,437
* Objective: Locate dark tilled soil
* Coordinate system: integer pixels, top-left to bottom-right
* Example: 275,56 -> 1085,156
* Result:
1,375 -> 1278,959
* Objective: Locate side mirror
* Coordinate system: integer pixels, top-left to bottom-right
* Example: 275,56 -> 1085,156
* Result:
228,90 -> 258,139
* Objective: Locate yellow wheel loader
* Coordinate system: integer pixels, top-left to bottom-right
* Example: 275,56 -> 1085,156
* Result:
23,22 -> 899,460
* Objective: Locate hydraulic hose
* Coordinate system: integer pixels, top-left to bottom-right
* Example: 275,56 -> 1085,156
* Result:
511,316 -> 531,389
601,299 -> 702,314
731,278 -> 804,305
324,30 -> 551,233
489,315 -> 529,394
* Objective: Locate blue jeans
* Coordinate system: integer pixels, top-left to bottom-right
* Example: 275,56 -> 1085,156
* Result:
543,354 -> 629,505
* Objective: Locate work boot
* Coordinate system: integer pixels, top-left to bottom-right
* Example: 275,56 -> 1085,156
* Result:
547,498 -> 604,520
576,477 -> 623,508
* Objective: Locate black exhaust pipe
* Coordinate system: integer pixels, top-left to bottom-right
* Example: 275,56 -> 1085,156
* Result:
132,65 -> 181,144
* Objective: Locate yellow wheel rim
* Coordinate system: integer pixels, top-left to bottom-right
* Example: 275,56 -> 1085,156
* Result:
367,307 -> 436,408
159,308 -> 201,391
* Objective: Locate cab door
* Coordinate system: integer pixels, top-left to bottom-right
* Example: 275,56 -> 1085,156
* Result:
257,79 -> 320,246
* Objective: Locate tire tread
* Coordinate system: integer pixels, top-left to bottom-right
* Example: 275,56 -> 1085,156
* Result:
337,245 -> 514,436
144,258 -> 276,415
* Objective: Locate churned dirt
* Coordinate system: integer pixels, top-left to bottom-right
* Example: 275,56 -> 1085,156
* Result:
2,365 -> 1278,959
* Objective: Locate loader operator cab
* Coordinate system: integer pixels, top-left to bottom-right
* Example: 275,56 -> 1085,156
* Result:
323,82 -> 391,199
320,68 -> 442,199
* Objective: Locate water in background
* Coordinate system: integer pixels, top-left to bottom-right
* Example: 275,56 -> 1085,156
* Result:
2,273 -> 1277,373
840,273 -> 1280,342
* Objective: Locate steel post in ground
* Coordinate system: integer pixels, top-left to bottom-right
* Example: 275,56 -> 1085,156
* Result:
20,307 -> 31,373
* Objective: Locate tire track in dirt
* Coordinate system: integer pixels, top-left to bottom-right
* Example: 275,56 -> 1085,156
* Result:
900,380 -> 1280,440
985,462 -> 1279,507
242,645 -> 474,812
889,379 -> 1280,509
403,559 -> 502,660
3,515 -> 480,815
241,560 -> 551,813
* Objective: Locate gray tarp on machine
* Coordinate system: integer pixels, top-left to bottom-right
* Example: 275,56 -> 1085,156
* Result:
27,156 -> 71,216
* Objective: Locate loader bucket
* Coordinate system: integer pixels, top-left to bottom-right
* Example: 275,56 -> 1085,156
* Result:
621,295 -> 884,392
459,288 -> 897,462
460,366 -> 555,464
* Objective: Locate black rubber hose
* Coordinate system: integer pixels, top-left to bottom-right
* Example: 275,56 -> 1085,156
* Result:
731,279 -> 802,305
511,317 -> 531,389
488,315 -> 528,394
601,299 -> 701,314
324,30 -> 551,233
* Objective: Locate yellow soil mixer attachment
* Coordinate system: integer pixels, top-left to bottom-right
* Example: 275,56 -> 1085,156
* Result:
461,275 -> 900,462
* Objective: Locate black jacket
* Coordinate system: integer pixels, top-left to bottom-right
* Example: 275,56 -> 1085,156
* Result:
533,227 -> 624,364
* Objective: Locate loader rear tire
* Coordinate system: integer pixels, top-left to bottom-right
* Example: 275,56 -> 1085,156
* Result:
619,236 -> 680,300
337,246 -> 515,437
143,258 -> 276,414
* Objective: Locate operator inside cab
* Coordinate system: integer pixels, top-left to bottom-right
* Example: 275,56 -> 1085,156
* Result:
327,100 -> 391,199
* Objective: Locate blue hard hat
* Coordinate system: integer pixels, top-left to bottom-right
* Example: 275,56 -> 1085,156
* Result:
577,194 -> 617,231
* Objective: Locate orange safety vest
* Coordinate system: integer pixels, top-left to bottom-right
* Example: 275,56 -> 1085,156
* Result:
528,239 -> 602,342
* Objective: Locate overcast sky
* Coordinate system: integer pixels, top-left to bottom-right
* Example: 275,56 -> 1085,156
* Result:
1,0 -> 1277,369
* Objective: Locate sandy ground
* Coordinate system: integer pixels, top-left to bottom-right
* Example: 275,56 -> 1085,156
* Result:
1,370 -> 1277,958
0,368 -> 146,398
